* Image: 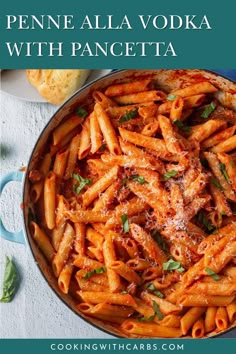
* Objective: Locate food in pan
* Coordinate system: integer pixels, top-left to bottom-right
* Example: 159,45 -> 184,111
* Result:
28,74 -> 236,338
26,69 -> 91,105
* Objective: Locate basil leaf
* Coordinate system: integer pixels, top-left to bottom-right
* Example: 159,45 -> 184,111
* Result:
121,214 -> 129,233
137,314 -> 156,322
173,119 -> 191,132
119,108 -> 138,124
129,175 -> 148,185
151,230 -> 168,253
147,283 -> 164,298
72,173 -> 93,194
219,163 -> 230,183
83,267 -> 106,280
205,267 -> 221,281
163,259 -> 185,273
120,290 -> 128,294
163,170 -> 177,181
197,212 -> 214,232
0,256 -> 19,303
201,102 -> 217,119
167,94 -> 177,101
75,107 -> 88,118
210,177 -> 223,191
153,300 -> 164,320
99,143 -> 107,152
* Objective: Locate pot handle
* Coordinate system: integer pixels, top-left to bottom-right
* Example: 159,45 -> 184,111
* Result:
0,171 -> 26,244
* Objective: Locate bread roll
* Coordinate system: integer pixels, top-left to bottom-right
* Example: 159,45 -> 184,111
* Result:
26,69 -> 91,105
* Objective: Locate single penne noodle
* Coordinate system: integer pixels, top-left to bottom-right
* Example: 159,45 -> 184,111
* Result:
138,103 -> 158,119
170,96 -> 184,121
103,238 -> 122,292
30,221 -> 55,262
30,153 -> 52,203
82,165 -> 119,207
189,119 -> 226,143
183,172 -> 208,204
184,195 -> 211,221
74,222 -> 86,255
87,159 -> 110,175
204,306 -> 217,333
51,220 -> 66,251
160,314 -> 181,328
113,90 -> 166,105
121,238 -> 138,259
133,298 -> 159,323
78,291 -> 136,307
119,127 -> 169,157
78,116 -> 91,160
105,79 -> 152,97
204,241 -> 236,273
142,266 -> 163,280
126,258 -> 150,271
78,303 -> 126,324
191,317 -> 205,338
95,103 -> 121,155
141,121 -> 159,137
52,115 -> 82,146
86,227 -> 104,249
52,223 -> 75,277
90,111 -> 103,154
44,171 -> 56,230
87,245 -> 104,263
100,153 -> 162,171
201,125 -> 236,149
65,133 -> 81,179
158,94 -> 205,114
65,209 -> 113,223
121,320 -> 182,338
187,222 -> 207,240
58,262 -> 74,294
172,81 -> 218,97
92,90 -> 117,108
73,255 -> 103,269
211,135 -> 236,153
203,232 -> 236,260
110,260 -> 142,285
215,307 -> 229,331
197,223 -> 236,254
158,114 -> 182,153
53,148 -> 69,178
93,181 -> 121,212
180,307 -> 206,335
186,281 -> 236,296
130,223 -> 167,265
226,300 -> 236,323
209,182 -> 232,218
223,266 -> 236,279
178,294 -> 235,307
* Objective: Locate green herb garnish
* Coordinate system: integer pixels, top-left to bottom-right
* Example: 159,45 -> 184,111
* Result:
137,314 -> 156,322
167,94 -> 177,101
219,163 -> 230,183
200,157 -> 209,169
120,290 -> 128,294
173,119 -> 191,132
151,230 -> 168,253
119,108 -> 138,124
83,267 -> 106,280
197,212 -> 214,232
99,143 -> 107,152
0,256 -> 19,303
76,107 -> 88,118
163,170 -> 177,181
205,267 -> 221,281
153,300 -> 164,320
72,173 -> 93,194
121,214 -> 129,233
147,283 -> 164,298
163,259 -> 185,273
129,175 -> 148,184
210,177 -> 223,191
201,102 -> 217,119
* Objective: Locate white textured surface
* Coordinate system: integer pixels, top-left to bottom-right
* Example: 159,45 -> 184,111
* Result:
0,90 -> 112,339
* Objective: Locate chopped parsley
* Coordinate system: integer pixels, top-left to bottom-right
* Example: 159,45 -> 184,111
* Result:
173,119 -> 191,132
163,259 -> 185,273
197,212 -> 214,232
219,163 -> 230,183
201,102 -> 217,119
119,108 -> 139,124
72,173 -> 93,194
120,290 -> 128,294
205,267 -> 221,281
129,175 -> 148,184
137,300 -> 164,322
75,107 -> 88,118
99,143 -> 107,152
151,230 -> 168,253
83,267 -> 106,280
163,170 -> 177,181
121,214 -> 129,233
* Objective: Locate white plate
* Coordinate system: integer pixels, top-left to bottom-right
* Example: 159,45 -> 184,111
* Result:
0,69 -> 112,103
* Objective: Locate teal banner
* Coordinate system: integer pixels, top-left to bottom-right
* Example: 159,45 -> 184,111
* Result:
0,338 -> 236,354
0,0 -> 236,68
